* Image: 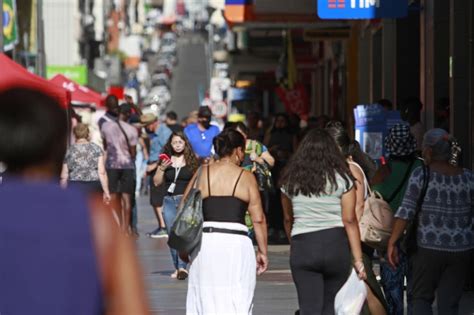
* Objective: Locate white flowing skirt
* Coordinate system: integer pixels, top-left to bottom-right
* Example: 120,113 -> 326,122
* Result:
186,222 -> 256,315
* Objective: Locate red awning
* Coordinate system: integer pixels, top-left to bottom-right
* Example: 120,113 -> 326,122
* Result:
50,74 -> 104,107
0,53 -> 69,108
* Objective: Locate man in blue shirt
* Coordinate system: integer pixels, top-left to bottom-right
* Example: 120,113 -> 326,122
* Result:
184,106 -> 220,159
141,113 -> 172,238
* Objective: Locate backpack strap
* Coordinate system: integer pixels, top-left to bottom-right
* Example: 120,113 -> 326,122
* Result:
115,120 -> 134,158
349,161 -> 369,199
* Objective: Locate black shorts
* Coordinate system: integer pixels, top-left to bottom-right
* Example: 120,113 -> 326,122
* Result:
149,168 -> 165,207
107,169 -> 136,194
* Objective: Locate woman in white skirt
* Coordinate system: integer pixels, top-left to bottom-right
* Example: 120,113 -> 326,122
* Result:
182,129 -> 269,315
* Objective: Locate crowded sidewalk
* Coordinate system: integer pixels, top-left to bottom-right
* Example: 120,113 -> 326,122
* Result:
135,194 -> 474,315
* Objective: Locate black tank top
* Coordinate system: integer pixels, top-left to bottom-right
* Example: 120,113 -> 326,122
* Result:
202,166 -> 248,225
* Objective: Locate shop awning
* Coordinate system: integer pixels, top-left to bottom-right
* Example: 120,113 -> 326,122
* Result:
0,53 -> 69,108
50,74 -> 103,107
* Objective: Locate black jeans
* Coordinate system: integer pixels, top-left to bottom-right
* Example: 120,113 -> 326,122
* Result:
290,228 -> 351,315
410,247 -> 470,315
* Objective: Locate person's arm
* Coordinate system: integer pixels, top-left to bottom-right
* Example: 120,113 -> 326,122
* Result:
153,159 -> 172,186
281,192 -> 293,241
256,145 -> 275,167
341,187 -> 367,280
139,137 -> 149,161
89,196 -> 150,315
387,218 -> 408,269
60,163 -> 69,188
349,163 -> 366,221
97,155 -> 111,203
258,151 -> 275,167
386,168 -> 422,268
246,172 -> 268,275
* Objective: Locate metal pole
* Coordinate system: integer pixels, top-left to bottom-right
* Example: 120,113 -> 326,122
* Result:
36,0 -> 46,77
208,23 -> 214,86
0,0 -> 4,53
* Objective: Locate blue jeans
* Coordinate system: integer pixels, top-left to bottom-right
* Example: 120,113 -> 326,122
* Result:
380,247 -> 412,315
163,195 -> 187,270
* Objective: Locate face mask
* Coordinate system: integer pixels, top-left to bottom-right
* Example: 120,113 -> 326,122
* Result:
199,118 -> 211,129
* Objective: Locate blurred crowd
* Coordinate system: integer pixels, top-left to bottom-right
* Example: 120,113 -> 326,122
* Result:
0,87 -> 472,315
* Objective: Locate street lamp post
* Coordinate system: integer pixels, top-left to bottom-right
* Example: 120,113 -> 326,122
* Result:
36,0 -> 46,77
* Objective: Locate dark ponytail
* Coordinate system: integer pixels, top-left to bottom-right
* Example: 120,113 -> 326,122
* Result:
213,129 -> 245,158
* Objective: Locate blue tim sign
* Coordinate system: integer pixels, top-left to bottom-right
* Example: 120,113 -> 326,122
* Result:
318,0 -> 407,19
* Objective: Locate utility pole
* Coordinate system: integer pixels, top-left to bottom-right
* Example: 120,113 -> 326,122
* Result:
36,0 -> 46,77
0,0 -> 4,53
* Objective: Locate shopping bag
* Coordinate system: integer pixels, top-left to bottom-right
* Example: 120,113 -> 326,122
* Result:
334,269 -> 367,315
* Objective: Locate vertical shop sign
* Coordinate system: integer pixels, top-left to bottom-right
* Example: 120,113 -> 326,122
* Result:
2,0 -> 18,51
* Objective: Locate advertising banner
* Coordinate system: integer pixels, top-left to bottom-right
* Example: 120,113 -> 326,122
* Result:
2,0 -> 19,51
46,65 -> 88,85
318,0 -> 407,19
354,104 -> 403,160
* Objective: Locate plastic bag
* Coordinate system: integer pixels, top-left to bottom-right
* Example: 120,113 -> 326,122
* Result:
334,269 -> 367,315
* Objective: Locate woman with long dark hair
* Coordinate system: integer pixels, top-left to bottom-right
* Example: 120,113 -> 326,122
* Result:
185,129 -> 268,314
280,128 -> 366,314
326,123 -> 388,315
153,131 -> 199,280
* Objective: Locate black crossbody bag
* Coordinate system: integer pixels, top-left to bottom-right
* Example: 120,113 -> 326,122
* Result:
401,163 -> 430,255
116,120 -> 136,160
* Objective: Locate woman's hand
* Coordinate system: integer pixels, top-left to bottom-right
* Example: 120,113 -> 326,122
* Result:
354,260 -> 367,280
159,159 -> 173,171
256,252 -> 268,275
387,242 -> 399,270
103,191 -> 111,205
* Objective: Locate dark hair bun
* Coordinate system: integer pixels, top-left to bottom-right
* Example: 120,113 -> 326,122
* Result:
213,129 -> 245,158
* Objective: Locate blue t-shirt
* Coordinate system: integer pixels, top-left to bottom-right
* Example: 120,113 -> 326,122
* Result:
149,124 -> 172,162
184,123 -> 220,158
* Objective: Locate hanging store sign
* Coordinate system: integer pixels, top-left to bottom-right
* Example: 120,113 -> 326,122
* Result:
2,0 -> 19,51
275,84 -> 310,120
317,0 -> 407,19
46,65 -> 88,85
